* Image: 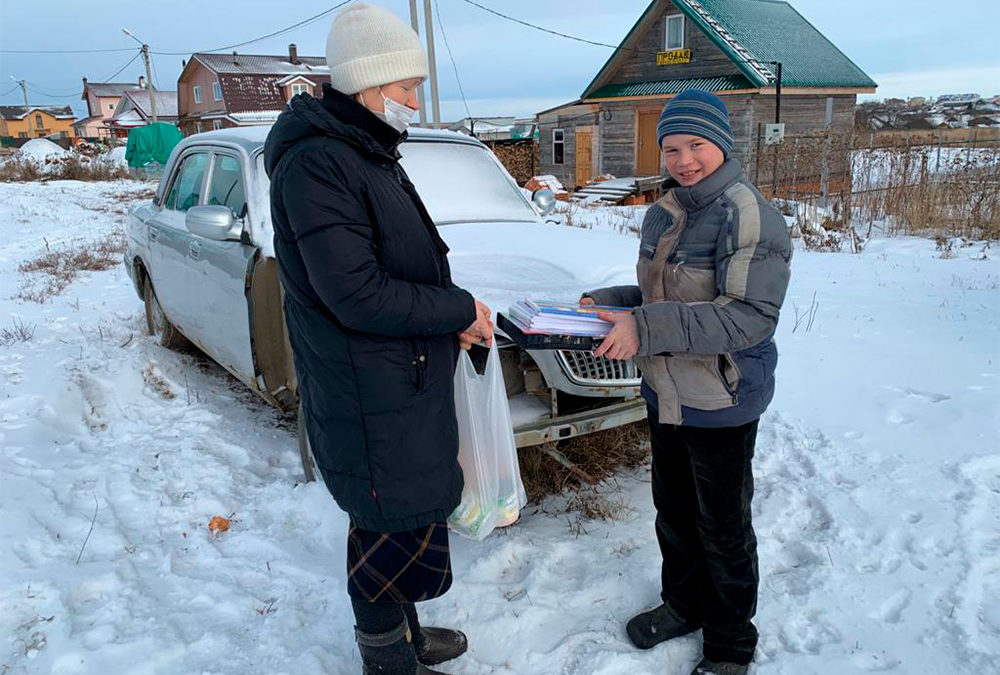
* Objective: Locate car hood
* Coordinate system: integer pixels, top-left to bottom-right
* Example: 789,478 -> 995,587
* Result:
439,221 -> 639,316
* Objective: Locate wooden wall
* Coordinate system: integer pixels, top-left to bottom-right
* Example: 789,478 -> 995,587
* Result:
537,105 -> 599,188
590,1 -> 741,92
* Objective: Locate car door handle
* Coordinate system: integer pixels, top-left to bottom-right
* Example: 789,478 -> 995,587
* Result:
149,228 -> 158,242
189,241 -> 201,259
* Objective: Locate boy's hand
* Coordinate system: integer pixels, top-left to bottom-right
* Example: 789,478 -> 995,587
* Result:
594,312 -> 639,361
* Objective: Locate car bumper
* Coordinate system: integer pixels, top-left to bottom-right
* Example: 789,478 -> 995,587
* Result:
513,397 -> 647,447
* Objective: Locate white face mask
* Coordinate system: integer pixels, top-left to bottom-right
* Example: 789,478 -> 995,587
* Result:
378,87 -> 416,133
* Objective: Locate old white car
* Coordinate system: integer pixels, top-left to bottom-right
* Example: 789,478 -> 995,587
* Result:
124,126 -> 645,478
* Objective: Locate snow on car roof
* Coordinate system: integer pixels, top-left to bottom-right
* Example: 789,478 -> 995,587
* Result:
181,125 -> 484,155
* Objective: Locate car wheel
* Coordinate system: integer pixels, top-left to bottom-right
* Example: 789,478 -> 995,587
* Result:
298,400 -> 319,483
143,281 -> 190,350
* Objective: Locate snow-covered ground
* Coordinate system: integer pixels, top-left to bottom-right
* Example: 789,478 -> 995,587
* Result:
1,181 -> 998,675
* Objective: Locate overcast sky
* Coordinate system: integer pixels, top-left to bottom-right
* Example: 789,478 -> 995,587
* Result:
1,0 -> 997,120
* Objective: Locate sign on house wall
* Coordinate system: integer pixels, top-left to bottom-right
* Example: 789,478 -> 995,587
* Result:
656,49 -> 692,65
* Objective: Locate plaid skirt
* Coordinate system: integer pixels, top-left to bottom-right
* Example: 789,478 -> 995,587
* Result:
347,520 -> 453,603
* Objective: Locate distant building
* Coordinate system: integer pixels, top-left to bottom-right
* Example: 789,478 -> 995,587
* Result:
76,79 -> 145,138
447,117 -> 537,141
0,105 -> 76,140
107,89 -> 179,138
907,97 -> 926,108
936,93 -> 981,108
176,44 -> 330,135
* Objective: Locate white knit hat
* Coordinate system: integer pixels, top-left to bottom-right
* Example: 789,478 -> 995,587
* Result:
326,3 -> 428,95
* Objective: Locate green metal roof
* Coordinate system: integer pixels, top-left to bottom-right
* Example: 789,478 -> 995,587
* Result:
682,0 -> 877,89
588,73 -> 755,99
582,0 -> 876,99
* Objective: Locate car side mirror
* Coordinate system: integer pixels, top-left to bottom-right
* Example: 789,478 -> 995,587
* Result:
185,205 -> 240,241
532,188 -> 557,216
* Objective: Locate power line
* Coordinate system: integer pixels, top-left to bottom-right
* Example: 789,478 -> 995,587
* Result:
459,0 -> 629,52
1,85 -> 20,97
100,50 -> 143,84
26,85 -> 80,99
0,46 -> 137,55
433,0 -> 470,120
151,0 -> 355,56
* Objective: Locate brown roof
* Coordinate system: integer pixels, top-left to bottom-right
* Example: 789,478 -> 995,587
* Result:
218,73 -> 329,114
1,105 -> 75,120
193,52 -> 328,76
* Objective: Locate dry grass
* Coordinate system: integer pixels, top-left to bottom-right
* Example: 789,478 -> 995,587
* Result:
0,155 -> 130,182
14,231 -> 126,303
0,316 -> 35,346
754,134 -> 1000,242
518,421 -> 650,503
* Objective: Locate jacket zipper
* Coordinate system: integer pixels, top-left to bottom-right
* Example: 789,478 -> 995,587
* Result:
717,355 -> 739,405
412,342 -> 425,391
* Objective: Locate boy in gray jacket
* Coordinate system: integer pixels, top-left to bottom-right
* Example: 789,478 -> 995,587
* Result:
583,88 -> 792,675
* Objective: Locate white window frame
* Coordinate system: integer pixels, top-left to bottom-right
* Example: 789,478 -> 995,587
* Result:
553,128 -> 565,165
195,121 -> 203,133
665,14 -> 685,50
212,119 -> 223,131
212,81 -> 222,101
290,83 -> 309,98
193,86 -> 203,104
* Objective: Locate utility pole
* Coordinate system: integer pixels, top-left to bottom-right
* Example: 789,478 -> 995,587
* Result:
141,44 -> 157,123
123,29 -> 156,123
10,77 -> 30,136
422,0 -> 441,127
408,0 -> 427,126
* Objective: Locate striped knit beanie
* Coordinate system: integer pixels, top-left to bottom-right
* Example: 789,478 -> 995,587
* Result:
656,89 -> 734,158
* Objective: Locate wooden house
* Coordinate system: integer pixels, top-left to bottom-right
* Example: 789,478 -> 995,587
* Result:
536,0 -> 876,189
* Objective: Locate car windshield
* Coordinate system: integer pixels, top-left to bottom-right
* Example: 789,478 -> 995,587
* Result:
398,140 -> 538,225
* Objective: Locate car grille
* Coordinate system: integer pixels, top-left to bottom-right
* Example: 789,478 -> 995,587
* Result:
556,350 -> 640,387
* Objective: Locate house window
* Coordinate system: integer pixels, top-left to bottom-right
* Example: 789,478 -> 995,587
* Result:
193,86 -> 203,104
212,120 -> 223,131
18,132 -> 27,139
553,129 -> 565,165
290,83 -> 309,99
665,14 -> 685,50
195,121 -> 203,133
35,114 -> 43,128
59,131 -> 67,138
213,82 -> 222,101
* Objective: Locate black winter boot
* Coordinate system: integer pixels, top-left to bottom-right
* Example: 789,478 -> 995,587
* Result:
355,619 -> 449,674
625,602 -> 700,649
690,657 -> 750,675
415,627 -> 468,666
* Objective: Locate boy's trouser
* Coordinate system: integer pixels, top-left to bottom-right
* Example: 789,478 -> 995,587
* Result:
648,408 -> 759,665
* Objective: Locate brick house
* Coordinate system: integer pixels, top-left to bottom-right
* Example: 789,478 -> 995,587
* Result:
537,0 -> 877,189
0,105 -> 76,140
176,44 -> 330,135
75,80 -> 144,139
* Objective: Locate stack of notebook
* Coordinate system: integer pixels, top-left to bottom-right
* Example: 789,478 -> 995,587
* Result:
505,299 -> 631,337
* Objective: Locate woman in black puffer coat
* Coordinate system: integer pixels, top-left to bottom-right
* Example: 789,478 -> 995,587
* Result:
263,4 -> 492,674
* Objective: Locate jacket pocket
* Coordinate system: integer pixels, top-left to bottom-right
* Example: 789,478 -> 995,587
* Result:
666,353 -> 738,411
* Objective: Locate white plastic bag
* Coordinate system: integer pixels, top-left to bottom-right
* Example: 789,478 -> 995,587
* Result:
448,344 -> 527,540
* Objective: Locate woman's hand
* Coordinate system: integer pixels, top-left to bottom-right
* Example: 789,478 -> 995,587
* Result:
459,299 -> 493,350
594,312 -> 639,360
